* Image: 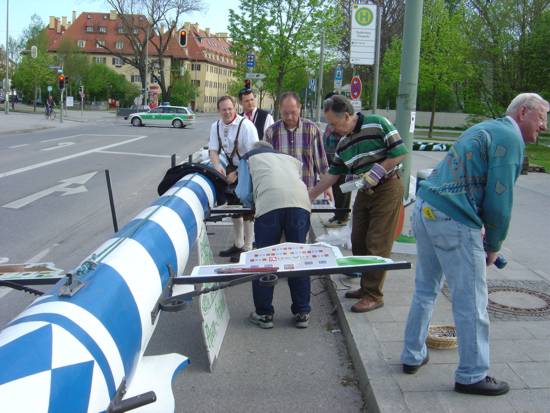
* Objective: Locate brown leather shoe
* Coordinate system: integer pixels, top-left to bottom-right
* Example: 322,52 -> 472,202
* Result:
344,289 -> 363,299
350,297 -> 384,313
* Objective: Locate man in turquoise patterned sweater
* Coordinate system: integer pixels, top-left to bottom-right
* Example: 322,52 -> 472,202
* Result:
401,93 -> 548,396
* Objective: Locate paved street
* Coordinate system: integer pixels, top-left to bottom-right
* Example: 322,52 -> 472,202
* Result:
0,111 -> 365,412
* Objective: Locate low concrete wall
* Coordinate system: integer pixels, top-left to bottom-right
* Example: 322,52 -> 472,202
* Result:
373,109 -> 475,129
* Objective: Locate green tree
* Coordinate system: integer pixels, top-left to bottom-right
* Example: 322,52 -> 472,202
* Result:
169,70 -> 197,106
83,63 -> 139,105
418,0 -> 471,136
228,0 -> 343,118
12,17 -> 56,107
463,0 -> 550,115
103,0 -> 204,103
518,8 -> 550,105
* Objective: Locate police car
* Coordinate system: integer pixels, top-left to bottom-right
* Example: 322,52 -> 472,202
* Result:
129,105 -> 195,128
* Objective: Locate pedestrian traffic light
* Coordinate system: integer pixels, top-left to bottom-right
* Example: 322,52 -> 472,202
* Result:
58,74 -> 65,90
244,79 -> 251,89
179,30 -> 188,48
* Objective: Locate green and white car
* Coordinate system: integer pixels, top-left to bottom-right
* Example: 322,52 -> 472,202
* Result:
129,106 -> 195,128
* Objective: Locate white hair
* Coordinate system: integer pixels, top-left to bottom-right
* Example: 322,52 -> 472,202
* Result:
506,93 -> 549,115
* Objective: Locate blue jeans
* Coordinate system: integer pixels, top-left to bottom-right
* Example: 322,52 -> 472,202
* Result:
401,198 -> 489,384
252,208 -> 311,316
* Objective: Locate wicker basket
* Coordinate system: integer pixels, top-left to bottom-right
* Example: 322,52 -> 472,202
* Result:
426,324 -> 457,349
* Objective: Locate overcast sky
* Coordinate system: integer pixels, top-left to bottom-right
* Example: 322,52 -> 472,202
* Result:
0,0 -> 241,45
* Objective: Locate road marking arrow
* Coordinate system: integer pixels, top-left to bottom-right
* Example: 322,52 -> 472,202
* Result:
2,172 -> 98,209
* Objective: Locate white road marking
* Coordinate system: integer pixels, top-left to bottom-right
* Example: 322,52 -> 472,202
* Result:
0,257 -> 8,264
0,136 -> 148,179
97,150 -> 174,159
8,144 -> 29,149
42,142 -> 75,151
41,134 -> 84,143
26,244 -> 60,263
40,134 -> 137,143
3,172 -> 97,209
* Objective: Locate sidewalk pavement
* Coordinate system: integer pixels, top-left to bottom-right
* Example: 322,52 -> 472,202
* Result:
311,158 -> 550,413
0,105 -> 118,135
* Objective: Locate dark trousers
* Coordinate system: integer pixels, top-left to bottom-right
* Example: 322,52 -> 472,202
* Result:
332,175 -> 351,220
252,208 -> 311,315
351,178 -> 403,301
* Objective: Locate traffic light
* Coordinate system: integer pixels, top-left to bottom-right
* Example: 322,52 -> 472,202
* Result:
57,74 -> 65,90
179,30 -> 187,47
244,79 -> 251,89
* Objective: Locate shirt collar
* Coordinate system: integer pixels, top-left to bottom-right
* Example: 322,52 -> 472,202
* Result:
223,114 -> 241,126
506,115 -> 522,136
284,117 -> 301,133
352,112 -> 364,134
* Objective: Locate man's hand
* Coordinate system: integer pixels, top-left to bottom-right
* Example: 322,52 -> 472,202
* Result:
214,164 -> 226,176
362,163 -> 387,189
323,188 -> 334,202
226,170 -> 237,184
485,251 -> 498,266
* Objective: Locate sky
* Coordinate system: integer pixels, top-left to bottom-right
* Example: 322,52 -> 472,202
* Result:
0,0 -> 241,45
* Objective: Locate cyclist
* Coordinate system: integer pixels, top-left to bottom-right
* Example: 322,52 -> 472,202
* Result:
45,95 -> 55,119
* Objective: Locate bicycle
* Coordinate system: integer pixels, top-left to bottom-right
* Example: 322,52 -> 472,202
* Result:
45,106 -> 56,120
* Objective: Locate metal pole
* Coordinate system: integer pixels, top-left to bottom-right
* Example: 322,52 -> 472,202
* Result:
105,169 -> 119,233
372,3 -> 382,114
394,0 -> 423,200
316,32 -> 325,123
59,88 -> 63,123
144,28 -> 149,106
172,154 -> 177,167
4,0 -> 9,114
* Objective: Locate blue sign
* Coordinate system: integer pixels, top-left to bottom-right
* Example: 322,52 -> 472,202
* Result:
246,53 -> 256,69
335,65 -> 343,81
309,78 -> 316,92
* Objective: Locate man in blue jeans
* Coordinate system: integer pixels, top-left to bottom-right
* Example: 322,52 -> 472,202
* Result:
401,93 -> 548,396
236,141 -> 311,329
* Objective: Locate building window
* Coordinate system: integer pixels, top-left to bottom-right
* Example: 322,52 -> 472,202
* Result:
117,27 -> 125,34
192,63 -> 201,71
77,40 -> 86,48
85,26 -> 93,33
112,57 -> 123,66
115,40 -> 124,49
96,40 -> 105,48
99,27 -> 107,33
95,56 -> 107,64
131,75 -> 141,83
132,28 -> 139,34
192,79 -> 200,86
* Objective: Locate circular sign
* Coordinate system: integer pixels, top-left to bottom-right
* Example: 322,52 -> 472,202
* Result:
350,76 -> 362,100
355,7 -> 374,26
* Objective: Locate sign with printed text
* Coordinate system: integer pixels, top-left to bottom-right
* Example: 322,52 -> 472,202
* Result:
334,65 -> 343,90
66,96 -> 74,107
351,99 -> 362,112
198,222 -> 230,371
350,3 -> 377,65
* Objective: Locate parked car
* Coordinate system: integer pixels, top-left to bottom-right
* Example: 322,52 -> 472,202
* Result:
117,104 -> 150,119
129,105 -> 195,128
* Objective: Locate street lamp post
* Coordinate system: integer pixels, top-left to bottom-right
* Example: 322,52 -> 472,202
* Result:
4,0 -> 9,115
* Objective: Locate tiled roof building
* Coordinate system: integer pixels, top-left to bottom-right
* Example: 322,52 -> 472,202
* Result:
45,11 -> 238,112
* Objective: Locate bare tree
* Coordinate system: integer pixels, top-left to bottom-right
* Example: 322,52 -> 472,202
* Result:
102,0 -> 204,103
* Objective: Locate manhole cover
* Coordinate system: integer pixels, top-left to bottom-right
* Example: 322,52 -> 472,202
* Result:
487,287 -> 550,317
442,280 -> 550,320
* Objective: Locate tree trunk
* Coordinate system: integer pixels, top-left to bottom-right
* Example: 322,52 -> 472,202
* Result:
428,83 -> 437,140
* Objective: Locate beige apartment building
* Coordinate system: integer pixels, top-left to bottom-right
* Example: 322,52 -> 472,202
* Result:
45,11 -> 241,112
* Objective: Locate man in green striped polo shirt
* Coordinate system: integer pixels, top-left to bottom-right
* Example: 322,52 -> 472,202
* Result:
309,95 -> 408,313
